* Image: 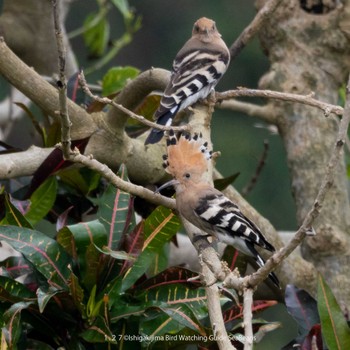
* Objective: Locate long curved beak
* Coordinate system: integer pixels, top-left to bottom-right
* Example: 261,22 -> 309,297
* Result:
155,179 -> 179,193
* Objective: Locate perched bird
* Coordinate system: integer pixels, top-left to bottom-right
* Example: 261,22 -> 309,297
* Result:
145,17 -> 230,145
158,130 -> 279,287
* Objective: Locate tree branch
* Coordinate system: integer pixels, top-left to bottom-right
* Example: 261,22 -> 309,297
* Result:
0,37 -> 93,140
245,74 -> 350,289
67,150 -> 175,209
243,288 -> 254,350
79,71 -> 188,133
216,88 -> 344,121
230,0 -> 285,59
52,0 -> 71,159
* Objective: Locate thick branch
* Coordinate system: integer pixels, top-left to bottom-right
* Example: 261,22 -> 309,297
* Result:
105,68 -> 171,133
216,88 -> 343,123
243,288 -> 254,350
206,282 -> 236,350
0,37 -> 92,139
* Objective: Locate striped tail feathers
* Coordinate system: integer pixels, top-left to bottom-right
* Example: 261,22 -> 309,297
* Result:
144,110 -> 175,145
247,243 -> 280,288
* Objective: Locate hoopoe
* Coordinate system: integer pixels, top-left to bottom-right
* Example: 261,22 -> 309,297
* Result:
145,17 -> 230,145
157,130 -> 279,287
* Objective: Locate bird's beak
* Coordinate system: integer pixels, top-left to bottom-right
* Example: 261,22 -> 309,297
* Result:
155,179 -> 179,193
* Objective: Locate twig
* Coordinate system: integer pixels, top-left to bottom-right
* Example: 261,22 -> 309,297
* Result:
52,0 -> 71,159
206,282 -> 236,350
243,288 -> 254,350
79,71 -> 188,132
216,88 -> 344,119
242,74 -> 350,288
241,140 -> 269,197
41,74 -> 102,92
68,150 -> 176,210
230,0 -> 285,59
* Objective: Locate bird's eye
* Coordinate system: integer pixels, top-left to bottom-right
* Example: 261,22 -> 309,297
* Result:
184,173 -> 191,179
194,24 -> 200,32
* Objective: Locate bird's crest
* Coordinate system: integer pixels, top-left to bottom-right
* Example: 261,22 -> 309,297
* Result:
162,130 -> 212,178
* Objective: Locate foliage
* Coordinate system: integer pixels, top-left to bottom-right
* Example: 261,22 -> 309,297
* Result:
1,1 -> 350,349
1,162 -> 284,349
81,0 -> 142,75
283,283 -> 350,349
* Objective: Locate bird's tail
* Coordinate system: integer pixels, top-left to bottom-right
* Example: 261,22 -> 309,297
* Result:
254,250 -> 280,288
144,111 -> 174,145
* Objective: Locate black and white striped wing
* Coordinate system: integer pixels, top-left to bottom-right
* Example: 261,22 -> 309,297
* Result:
194,193 -> 275,253
155,49 -> 229,119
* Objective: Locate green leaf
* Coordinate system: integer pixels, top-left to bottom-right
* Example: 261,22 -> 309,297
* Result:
95,245 -> 135,261
58,167 -> 100,195
339,84 -> 346,107
317,274 -> 350,350
110,268 -> 206,323
160,304 -> 206,335
25,176 -> 57,225
83,13 -> 110,57
14,102 -> 46,144
80,315 -> 115,343
110,302 -> 147,322
57,219 -> 107,290
102,66 -> 140,96
111,0 -> 131,18
97,165 -> 135,249
139,305 -> 206,340
214,172 -> 240,191
147,245 -> 168,277
0,226 -> 71,290
83,243 -> 103,291
0,276 -> 36,303
2,301 -> 34,348
68,272 -> 86,316
36,286 -> 62,313
86,285 -> 104,320
133,94 -> 161,123
121,206 -> 180,292
0,192 -> 32,228
138,284 -> 207,317
57,219 -> 107,257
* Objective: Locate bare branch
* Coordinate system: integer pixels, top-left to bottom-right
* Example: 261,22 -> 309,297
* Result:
241,140 -> 269,197
230,0 -> 285,59
68,149 -> 176,210
243,288 -> 254,350
244,74 -> 350,289
216,88 -> 344,119
0,38 -> 93,140
206,281 -> 236,350
52,0 -> 71,159
79,71 -> 188,133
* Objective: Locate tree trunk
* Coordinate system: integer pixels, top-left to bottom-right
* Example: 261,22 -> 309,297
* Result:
257,0 -> 350,308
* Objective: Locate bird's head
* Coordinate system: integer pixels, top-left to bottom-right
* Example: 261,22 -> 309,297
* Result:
157,130 -> 212,193
192,17 -> 221,42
